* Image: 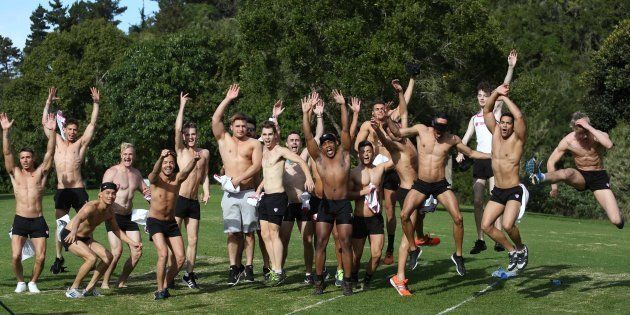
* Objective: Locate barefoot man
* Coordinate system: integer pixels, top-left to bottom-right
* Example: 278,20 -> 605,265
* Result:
2,112 -> 56,294
42,87 -> 100,274
174,92 -> 210,289
211,84 -> 263,285
100,143 -> 150,289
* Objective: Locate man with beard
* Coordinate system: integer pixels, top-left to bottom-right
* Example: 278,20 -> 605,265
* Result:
2,112 -> 56,294
255,121 -> 315,285
61,182 -> 142,298
42,87 -> 101,274
147,149 -> 199,299
528,111 -> 622,229
302,90 -> 354,296
174,92 -> 210,288
212,84 -> 263,285
100,143 -> 150,289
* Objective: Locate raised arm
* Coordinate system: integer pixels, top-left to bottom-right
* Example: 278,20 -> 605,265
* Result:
577,119 -> 613,149
175,92 -> 189,153
547,137 -> 569,197
302,94 -> 320,159
348,97 -> 360,142
280,147 -> 315,192
270,99 -> 285,136
176,151 -> 200,185
332,90 -> 351,151
483,84 -> 509,132
374,119 -> 402,153
392,79 -> 410,128
503,49 -> 518,85
231,141 -> 262,188
404,62 -> 420,105
148,150 -> 169,184
456,117 -> 475,163
42,87 -> 59,138
40,113 -> 57,173
81,87 -> 100,147
455,137 -> 491,159
499,95 -> 526,140
313,97 -> 325,143
1,113 -> 16,175
212,84 -> 240,140
390,122 -> 422,139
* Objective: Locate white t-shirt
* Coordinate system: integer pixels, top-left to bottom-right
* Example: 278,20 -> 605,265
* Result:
473,112 -> 492,154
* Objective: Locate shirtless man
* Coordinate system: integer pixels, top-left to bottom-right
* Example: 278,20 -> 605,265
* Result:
211,84 -> 263,285
147,149 -> 199,299
2,112 -> 56,293
354,78 -> 415,265
302,90 -> 354,296
174,92 -> 210,289
389,112 -> 491,295
480,85 -> 529,271
457,50 -> 518,254
348,139 -> 393,290
100,143 -> 150,289
255,121 -> 314,285
61,182 -> 142,298
42,87 -> 100,274
528,112 -> 622,229
280,97 -> 324,284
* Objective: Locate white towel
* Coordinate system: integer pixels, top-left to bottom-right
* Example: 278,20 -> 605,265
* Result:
364,183 -> 380,214
8,230 -> 35,261
131,209 -> 149,226
213,174 -> 240,193
56,111 -> 66,140
247,193 -> 263,207
517,183 -> 529,223
372,154 -> 389,166
300,192 -> 311,213
56,214 -> 70,242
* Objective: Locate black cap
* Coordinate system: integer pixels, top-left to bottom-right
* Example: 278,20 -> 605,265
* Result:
100,182 -> 118,191
320,133 -> 338,144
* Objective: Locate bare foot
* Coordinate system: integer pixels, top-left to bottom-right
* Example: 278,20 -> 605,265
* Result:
100,284 -> 110,290
117,282 -> 128,288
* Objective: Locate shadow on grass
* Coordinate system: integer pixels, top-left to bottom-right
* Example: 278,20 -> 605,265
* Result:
579,280 -> 630,292
21,312 -> 87,315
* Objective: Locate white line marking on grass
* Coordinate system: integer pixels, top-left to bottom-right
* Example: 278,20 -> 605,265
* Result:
436,280 -> 500,315
285,295 -> 345,315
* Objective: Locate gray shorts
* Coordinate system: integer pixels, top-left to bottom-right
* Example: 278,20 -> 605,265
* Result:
221,190 -> 259,233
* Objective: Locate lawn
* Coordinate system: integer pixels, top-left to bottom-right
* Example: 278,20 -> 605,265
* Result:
0,187 -> 628,314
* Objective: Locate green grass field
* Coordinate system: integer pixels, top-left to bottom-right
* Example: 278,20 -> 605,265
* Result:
0,187 -> 628,314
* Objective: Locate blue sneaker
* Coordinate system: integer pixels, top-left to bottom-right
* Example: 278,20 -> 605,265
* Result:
525,157 -> 544,184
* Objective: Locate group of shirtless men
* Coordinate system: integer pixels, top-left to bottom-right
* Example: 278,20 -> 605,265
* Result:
4,50 -> 623,299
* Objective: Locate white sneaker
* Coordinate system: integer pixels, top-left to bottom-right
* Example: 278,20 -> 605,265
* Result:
65,288 -> 84,298
15,282 -> 27,293
28,282 -> 40,293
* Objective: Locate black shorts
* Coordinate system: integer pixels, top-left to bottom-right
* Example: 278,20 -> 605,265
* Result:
175,196 -> 201,220
54,188 -> 89,212
411,179 -> 450,197
12,215 -> 49,239
59,228 -> 92,251
473,158 -> 493,179
308,195 -> 323,218
317,199 -> 353,225
352,214 -> 384,239
105,214 -> 140,232
490,185 -> 524,205
397,187 -> 410,207
382,169 -> 400,191
146,217 -> 181,241
284,203 -> 309,222
577,169 -> 611,191
259,193 -> 288,226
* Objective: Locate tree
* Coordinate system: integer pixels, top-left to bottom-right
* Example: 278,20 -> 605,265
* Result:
24,5 -> 50,55
89,0 -> 127,25
45,0 -> 69,31
0,36 -> 20,79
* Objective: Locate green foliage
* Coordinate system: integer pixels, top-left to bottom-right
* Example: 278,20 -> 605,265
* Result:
24,5 -> 50,56
0,36 -> 20,79
606,122 -> 630,219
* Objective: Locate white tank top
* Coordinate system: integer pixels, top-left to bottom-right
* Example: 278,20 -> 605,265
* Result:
473,112 -> 492,153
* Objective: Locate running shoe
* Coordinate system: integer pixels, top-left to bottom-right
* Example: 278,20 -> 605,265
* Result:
304,274 -> 314,285
526,157 -> 544,184
14,282 -> 27,293
415,234 -> 441,246
389,275 -> 412,296
313,280 -> 325,295
27,282 -> 40,293
494,242 -> 506,252
507,251 -> 518,271
323,267 -> 332,281
65,288 -> 84,299
154,290 -> 166,300
450,253 -> 466,276
383,250 -> 394,265
362,278 -> 372,291
516,245 -> 529,270
335,269 -> 344,287
227,265 -> 242,286
263,266 -> 271,282
469,239 -> 487,254
243,265 -> 255,283
50,257 -> 67,274
82,288 -> 103,297
164,288 -> 171,298
267,271 -> 280,286
183,272 -> 199,289
407,247 -> 422,271
341,280 -> 353,296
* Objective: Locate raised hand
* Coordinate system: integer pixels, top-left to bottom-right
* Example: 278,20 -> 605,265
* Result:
44,113 -> 56,131
180,92 -> 190,107
0,113 -> 14,130
310,91 -> 320,105
160,149 -> 171,158
391,79 -> 403,93
331,89 -> 345,105
46,87 -> 60,105
301,95 -> 314,114
349,97 -> 361,113
574,118 -> 591,129
495,84 -> 509,96
225,84 -> 240,102
272,100 -> 285,118
456,152 -> 464,163
90,87 -> 100,103
314,99 -> 325,115
507,49 -> 518,68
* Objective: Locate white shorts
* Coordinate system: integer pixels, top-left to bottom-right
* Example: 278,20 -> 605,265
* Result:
221,190 -> 259,233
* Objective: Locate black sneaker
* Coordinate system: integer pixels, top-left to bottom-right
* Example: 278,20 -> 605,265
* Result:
494,242 -> 506,252
362,278 -> 371,291
507,251 -> 518,271
227,265 -> 241,286
450,253 -> 466,276
341,280 -> 353,296
183,272 -> 199,289
50,257 -> 67,274
263,266 -> 271,282
469,240 -> 487,254
154,290 -> 166,300
407,247 -> 422,271
243,265 -> 254,282
167,279 -> 175,289
516,245 -> 528,270
313,280 -> 324,295
163,288 -> 171,298
304,274 -> 314,285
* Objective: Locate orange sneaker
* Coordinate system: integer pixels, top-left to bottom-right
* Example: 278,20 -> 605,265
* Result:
415,234 -> 441,247
389,275 -> 412,296
383,251 -> 394,265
